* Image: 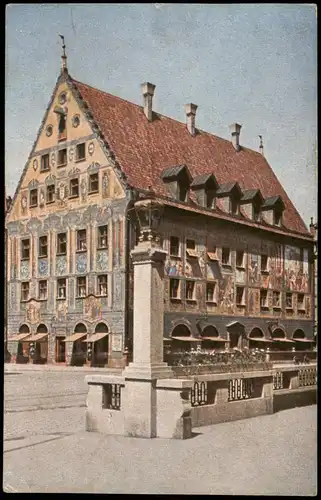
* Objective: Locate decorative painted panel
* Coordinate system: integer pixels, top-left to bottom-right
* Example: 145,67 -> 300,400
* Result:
284,245 -> 306,292
9,283 -> 18,312
20,260 -> 30,280
96,250 -> 108,272
206,261 -> 222,280
269,244 -> 283,290
84,296 -> 102,322
54,300 -> 68,322
112,334 -> 123,352
38,258 -> 49,277
100,297 -> 108,308
118,218 -> 123,267
248,288 -> 260,315
56,256 -> 67,275
113,273 -> 123,304
25,300 -> 41,324
248,253 -> 259,285
218,274 -> 235,314
76,253 -> 87,274
185,257 -> 202,278
235,269 -> 246,284
75,298 -> 83,312
68,277 -> 74,308
165,257 -> 183,276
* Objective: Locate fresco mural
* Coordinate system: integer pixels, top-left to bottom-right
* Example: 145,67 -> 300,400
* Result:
236,269 -> 246,284
269,244 -> 283,289
185,258 -> 202,278
284,245 -> 308,293
248,253 -> 259,285
26,300 -> 41,324
165,257 -> 183,276
38,258 -> 49,277
84,296 -> 102,322
218,274 -> 235,314
206,261 -> 222,281
54,300 -> 68,322
248,288 -> 260,315
20,260 -> 30,280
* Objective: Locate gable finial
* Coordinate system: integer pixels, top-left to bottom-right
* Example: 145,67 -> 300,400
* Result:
259,135 -> 264,156
59,34 -> 68,72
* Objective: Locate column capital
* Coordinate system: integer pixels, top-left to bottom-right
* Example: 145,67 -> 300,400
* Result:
130,241 -> 167,264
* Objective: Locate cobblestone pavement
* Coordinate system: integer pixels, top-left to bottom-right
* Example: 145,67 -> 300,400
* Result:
3,371 -> 317,495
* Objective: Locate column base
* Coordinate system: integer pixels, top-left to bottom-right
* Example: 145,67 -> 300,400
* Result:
123,362 -> 174,380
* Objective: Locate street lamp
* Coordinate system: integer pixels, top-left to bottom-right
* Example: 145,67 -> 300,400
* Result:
134,198 -> 164,244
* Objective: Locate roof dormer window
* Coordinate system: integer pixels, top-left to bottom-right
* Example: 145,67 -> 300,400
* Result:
261,196 -> 285,227
190,173 -> 218,209
240,189 -> 264,222
216,182 -> 242,215
161,164 -> 192,203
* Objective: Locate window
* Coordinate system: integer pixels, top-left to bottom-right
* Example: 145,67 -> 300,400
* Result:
57,232 -> 67,255
170,236 -> 180,256
30,189 -> 38,207
57,278 -> 67,299
89,173 -> 99,193
77,229 -> 87,251
236,286 -> 245,305
206,191 -> 216,209
286,293 -> 293,309
38,236 -> 48,258
97,275 -> 108,296
260,289 -> 268,308
76,143 -> 86,161
185,280 -> 195,300
222,247 -> 230,265
261,254 -> 268,272
206,282 -> 216,302
274,211 -> 282,226
236,250 -> 244,268
170,278 -> 180,299
186,239 -> 195,250
21,239 -> 30,260
77,277 -> 87,298
70,178 -> 79,198
97,225 -> 108,249
297,293 -> 305,310
57,148 -> 67,167
230,199 -> 238,215
272,291 -> 281,308
178,184 -> 188,202
58,114 -> 67,140
46,184 -> 55,203
38,280 -> 48,300
40,154 -> 50,172
253,206 -> 260,221
21,282 -> 29,302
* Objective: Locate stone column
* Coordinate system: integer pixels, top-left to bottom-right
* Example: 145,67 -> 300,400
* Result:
122,240 -> 173,438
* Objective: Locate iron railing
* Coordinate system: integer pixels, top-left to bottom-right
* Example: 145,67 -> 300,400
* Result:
191,381 -> 208,407
228,378 -> 254,401
298,368 -> 317,387
273,371 -> 284,390
103,383 -> 121,410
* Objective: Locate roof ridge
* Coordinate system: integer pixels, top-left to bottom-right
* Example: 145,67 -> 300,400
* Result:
72,77 -> 265,157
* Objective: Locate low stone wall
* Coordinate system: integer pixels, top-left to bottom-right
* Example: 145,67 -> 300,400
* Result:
189,370 -> 274,427
172,362 -> 272,377
272,363 -> 317,413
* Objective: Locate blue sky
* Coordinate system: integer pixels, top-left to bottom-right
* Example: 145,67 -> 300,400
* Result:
5,4 -> 317,226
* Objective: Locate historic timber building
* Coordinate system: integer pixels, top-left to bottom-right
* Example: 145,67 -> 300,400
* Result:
5,49 -> 316,367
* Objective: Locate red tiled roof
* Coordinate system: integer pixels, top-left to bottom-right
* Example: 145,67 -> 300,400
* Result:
73,78 -> 309,236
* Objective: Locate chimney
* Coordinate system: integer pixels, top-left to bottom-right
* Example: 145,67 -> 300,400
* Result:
310,217 -> 316,238
184,103 -> 198,136
259,135 -> 264,156
229,123 -> 242,151
141,82 -> 156,121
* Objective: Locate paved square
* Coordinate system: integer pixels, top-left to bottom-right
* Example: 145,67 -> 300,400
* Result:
3,369 -> 317,495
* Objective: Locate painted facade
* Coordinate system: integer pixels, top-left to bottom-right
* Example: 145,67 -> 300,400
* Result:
5,59 -> 315,367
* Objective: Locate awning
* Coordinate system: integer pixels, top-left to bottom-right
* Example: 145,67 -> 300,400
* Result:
207,252 -> 219,261
171,336 -> 201,342
293,338 -> 314,343
186,249 -> 198,258
226,321 -> 244,328
163,337 -> 172,341
82,332 -> 109,343
9,333 -> 31,341
248,337 -> 273,343
201,336 -> 227,342
63,332 -> 87,342
272,338 -> 295,343
23,333 -> 48,342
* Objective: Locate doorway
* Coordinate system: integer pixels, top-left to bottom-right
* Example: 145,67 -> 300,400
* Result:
55,336 -> 66,363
